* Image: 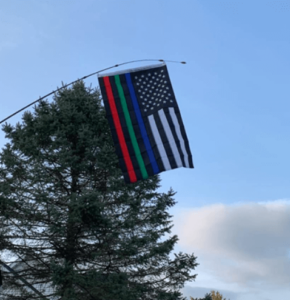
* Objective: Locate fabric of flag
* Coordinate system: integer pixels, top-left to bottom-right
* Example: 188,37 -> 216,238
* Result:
98,63 -> 194,183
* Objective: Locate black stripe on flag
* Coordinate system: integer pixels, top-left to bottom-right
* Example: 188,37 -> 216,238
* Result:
141,115 -> 164,173
153,111 -> 177,170
172,108 -> 194,168
163,106 -> 186,167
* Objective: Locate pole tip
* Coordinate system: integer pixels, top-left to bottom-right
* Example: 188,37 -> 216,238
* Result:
181,61 -> 186,64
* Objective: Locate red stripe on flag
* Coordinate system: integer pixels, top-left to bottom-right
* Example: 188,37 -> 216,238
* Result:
103,76 -> 137,183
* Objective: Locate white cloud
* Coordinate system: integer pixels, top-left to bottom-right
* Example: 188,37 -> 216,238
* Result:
174,200 -> 290,294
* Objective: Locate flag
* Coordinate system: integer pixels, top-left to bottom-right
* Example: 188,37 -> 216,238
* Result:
98,63 -> 194,183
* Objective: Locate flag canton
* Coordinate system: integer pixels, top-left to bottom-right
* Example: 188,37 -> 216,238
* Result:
131,65 -> 177,116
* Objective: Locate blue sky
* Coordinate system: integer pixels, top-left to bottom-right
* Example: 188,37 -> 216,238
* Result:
1,1 -> 290,299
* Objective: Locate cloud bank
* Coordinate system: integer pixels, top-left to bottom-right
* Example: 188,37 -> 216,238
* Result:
174,200 -> 290,293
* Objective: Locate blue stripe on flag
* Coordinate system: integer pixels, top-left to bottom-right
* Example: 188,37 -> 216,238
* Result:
125,73 -> 159,174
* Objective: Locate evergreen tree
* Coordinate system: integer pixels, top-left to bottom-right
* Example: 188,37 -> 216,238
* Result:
0,81 -> 198,300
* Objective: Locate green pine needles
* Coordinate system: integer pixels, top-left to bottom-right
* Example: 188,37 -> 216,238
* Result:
0,81 -> 198,300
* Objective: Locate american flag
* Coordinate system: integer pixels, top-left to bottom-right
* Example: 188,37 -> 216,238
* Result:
98,63 -> 193,183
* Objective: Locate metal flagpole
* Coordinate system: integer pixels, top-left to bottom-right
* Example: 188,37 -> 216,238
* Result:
0,59 -> 186,125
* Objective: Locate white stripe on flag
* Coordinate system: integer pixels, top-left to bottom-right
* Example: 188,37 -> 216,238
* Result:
148,114 -> 171,171
158,109 -> 183,168
169,107 -> 190,168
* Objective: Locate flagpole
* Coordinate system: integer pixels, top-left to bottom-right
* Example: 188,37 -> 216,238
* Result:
0,59 -> 186,125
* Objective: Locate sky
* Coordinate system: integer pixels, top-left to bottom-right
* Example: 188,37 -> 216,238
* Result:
0,0 -> 289,299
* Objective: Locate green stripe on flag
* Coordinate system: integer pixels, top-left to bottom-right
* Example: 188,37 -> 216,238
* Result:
114,75 -> 148,179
